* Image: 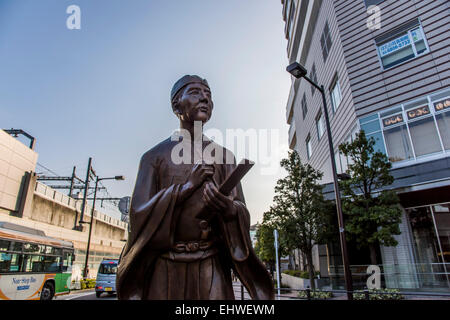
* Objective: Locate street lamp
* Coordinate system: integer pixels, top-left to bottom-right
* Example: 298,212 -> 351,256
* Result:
82,175 -> 125,279
286,62 -> 353,300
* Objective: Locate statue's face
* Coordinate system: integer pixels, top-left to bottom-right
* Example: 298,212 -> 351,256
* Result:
176,83 -> 213,123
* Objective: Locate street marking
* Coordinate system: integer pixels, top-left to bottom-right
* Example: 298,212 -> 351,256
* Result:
64,291 -> 96,300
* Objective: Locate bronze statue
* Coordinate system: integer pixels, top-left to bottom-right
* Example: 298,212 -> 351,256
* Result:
117,75 -> 274,300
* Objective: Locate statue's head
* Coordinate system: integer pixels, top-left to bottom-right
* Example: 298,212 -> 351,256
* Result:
171,75 -> 213,124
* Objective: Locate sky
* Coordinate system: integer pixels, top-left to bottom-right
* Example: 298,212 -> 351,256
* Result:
0,0 -> 291,224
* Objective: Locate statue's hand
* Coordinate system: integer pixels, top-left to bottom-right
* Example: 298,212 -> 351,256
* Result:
203,182 -> 237,221
178,164 -> 214,204
187,163 -> 215,189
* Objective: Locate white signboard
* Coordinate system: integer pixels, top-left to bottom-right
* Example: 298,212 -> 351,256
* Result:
379,34 -> 411,57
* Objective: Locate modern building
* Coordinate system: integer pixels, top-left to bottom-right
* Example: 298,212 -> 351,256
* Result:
281,0 -> 449,291
0,129 -> 128,280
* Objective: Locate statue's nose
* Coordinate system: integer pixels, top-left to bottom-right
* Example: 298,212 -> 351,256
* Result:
199,92 -> 209,102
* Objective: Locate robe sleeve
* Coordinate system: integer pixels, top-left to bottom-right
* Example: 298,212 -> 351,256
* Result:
218,157 -> 275,300
117,152 -> 182,300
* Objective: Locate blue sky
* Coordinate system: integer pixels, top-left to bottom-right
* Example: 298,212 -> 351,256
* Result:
1,0 -> 291,223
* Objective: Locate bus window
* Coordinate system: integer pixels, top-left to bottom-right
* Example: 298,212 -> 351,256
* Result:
0,252 -> 11,272
23,255 -> 44,273
11,242 -> 23,252
0,240 -> 9,251
23,243 -> 40,254
0,253 -> 21,272
43,256 -> 61,272
62,251 -> 73,272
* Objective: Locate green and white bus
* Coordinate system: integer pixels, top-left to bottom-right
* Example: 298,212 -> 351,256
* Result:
0,221 -> 74,300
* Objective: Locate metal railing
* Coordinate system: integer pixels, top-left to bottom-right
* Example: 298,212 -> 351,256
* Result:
232,282 -> 450,300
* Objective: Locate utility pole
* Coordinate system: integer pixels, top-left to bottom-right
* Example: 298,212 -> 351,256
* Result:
68,166 -> 76,198
83,174 -> 124,278
274,229 -> 281,300
286,62 -> 353,299
83,176 -> 99,279
75,157 -> 92,231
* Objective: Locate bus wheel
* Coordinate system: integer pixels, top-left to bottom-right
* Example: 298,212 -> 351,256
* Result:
40,282 -> 55,300
96,291 -> 102,298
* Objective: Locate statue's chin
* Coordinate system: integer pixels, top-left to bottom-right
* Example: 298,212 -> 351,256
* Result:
194,115 -> 210,124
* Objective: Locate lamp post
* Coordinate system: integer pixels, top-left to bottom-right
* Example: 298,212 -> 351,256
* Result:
82,175 -> 125,279
286,62 -> 353,300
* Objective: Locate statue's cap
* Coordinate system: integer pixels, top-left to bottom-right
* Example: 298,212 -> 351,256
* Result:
171,75 -> 209,101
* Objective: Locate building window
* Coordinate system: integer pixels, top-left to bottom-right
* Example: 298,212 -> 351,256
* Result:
301,93 -> 308,119
310,64 -> 317,96
376,19 -> 429,70
320,21 -> 332,62
288,1 -> 296,40
435,98 -> 450,150
316,112 -> 325,140
359,88 -> 450,164
381,109 -> 414,162
364,0 -> 384,7
404,98 -> 442,157
330,76 -> 342,112
306,134 -> 312,159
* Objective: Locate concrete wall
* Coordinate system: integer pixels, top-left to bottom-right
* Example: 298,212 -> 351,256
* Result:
0,129 -> 128,279
0,130 -> 38,214
31,182 -> 127,278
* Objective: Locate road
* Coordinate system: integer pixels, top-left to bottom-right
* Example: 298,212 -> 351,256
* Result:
57,282 -> 250,300
57,289 -> 117,300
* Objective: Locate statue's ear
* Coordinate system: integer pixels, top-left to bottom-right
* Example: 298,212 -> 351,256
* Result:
172,99 -> 182,117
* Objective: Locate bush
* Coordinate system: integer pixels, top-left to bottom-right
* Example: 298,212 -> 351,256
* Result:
298,290 -> 333,299
353,288 -> 403,300
80,278 -> 96,290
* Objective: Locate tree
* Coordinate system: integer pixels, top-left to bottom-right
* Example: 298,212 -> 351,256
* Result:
265,150 -> 332,290
254,212 -> 288,280
339,130 -> 402,265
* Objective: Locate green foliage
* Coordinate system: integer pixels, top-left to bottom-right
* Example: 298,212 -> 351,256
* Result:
80,278 -> 96,290
263,151 -> 333,290
353,288 -> 403,300
298,290 -> 333,299
339,131 -> 402,262
254,221 -> 288,264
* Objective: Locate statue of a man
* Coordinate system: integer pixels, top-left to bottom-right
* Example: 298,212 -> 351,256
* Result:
117,75 -> 274,300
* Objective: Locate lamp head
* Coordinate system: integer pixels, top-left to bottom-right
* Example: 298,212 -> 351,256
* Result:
286,62 -> 307,79
114,175 -> 125,181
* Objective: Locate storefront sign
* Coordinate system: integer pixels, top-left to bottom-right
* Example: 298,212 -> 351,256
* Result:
383,113 -> 404,127
434,98 -> 450,112
379,34 -> 411,57
407,105 -> 430,120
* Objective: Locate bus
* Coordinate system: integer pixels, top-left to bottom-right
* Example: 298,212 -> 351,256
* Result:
0,221 -> 74,300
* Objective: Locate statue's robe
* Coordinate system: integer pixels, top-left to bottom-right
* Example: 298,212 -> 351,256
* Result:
116,137 -> 274,300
